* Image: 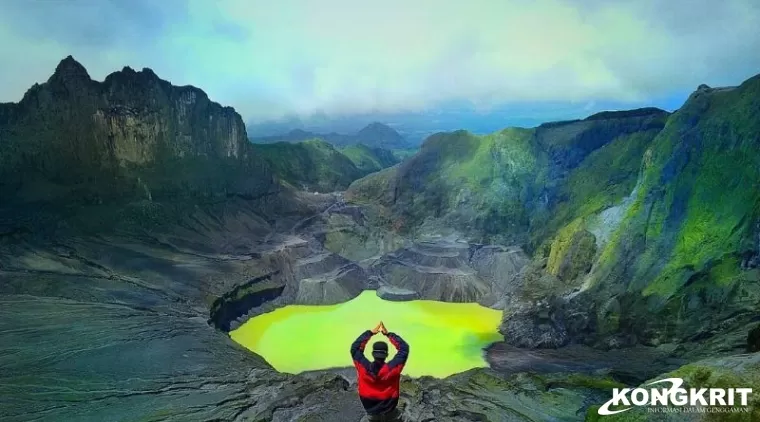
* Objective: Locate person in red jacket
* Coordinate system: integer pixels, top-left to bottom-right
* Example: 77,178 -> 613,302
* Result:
350,321 -> 409,421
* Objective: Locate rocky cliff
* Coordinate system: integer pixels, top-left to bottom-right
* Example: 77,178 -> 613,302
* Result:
0,56 -> 274,206
532,77 -> 760,352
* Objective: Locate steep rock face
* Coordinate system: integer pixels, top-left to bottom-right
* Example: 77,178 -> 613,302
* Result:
292,252 -> 369,304
371,238 -> 529,303
580,77 -> 760,349
501,76 -> 760,351
0,56 -> 274,204
534,108 -> 668,181
470,245 -> 532,307
471,245 -> 531,292
295,263 -> 366,304
306,200 -> 407,263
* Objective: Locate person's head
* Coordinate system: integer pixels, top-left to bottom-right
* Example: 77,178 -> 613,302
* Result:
371,341 -> 388,361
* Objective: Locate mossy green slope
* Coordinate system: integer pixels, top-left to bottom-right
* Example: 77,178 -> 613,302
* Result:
252,140 -> 361,192
390,147 -> 419,161
584,77 -> 760,346
346,165 -> 399,207
532,123 -> 666,248
350,109 -> 668,247
339,143 -> 399,174
253,140 -> 400,192
388,128 -> 540,242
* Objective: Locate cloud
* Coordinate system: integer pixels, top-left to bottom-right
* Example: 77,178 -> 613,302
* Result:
1,0 -> 759,122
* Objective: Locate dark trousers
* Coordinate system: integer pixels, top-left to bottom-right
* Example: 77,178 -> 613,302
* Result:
367,408 -> 402,422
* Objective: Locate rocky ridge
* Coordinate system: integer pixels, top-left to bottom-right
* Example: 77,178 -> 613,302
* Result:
0,56 -> 275,207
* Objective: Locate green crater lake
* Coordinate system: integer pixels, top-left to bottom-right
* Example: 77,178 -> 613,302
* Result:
230,291 -> 503,378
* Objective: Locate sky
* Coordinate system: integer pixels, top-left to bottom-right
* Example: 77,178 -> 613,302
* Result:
1,0 -> 759,139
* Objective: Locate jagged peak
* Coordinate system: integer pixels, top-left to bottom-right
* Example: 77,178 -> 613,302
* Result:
49,55 -> 91,83
106,66 -> 159,83
684,82 -> 740,104
141,67 -> 158,78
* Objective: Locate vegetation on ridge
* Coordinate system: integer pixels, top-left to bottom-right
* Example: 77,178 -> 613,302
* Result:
252,139 -> 399,192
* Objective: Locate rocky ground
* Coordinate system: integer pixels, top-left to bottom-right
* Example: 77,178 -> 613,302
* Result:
2,192 -> 756,422
0,192 -> 559,422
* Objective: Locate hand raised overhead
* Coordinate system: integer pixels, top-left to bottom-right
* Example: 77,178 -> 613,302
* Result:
380,321 -> 388,335
371,321 -> 383,334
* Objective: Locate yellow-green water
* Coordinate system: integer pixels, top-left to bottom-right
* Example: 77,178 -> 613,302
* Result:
230,290 -> 503,378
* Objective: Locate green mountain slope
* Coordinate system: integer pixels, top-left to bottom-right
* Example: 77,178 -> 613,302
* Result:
252,139 -> 400,192
252,140 -> 364,192
348,108 -> 669,245
339,143 -> 399,174
581,78 -> 760,348
348,79 -> 760,352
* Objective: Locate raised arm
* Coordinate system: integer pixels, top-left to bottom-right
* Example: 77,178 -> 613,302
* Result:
385,331 -> 409,373
350,330 -> 374,362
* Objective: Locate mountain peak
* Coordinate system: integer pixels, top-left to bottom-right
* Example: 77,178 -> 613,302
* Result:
359,122 -> 395,132
355,122 -> 408,148
357,122 -> 400,137
288,129 -> 311,136
50,55 -> 91,83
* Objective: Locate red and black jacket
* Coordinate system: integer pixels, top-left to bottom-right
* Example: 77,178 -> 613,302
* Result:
350,330 -> 410,415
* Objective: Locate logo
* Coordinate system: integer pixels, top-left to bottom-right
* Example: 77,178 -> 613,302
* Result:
598,378 -> 752,416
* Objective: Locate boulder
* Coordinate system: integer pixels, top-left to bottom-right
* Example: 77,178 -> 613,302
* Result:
748,324 -> 760,353
377,285 -> 420,301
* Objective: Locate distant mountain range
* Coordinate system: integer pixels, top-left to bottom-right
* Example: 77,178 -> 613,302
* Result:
251,122 -> 413,150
